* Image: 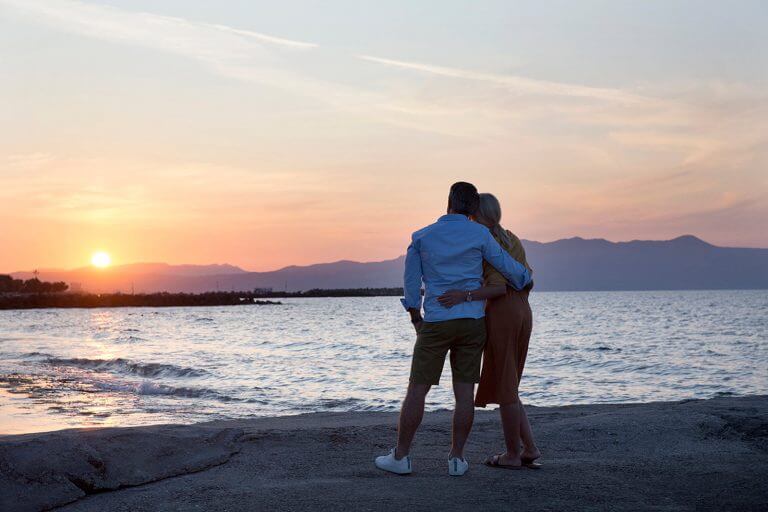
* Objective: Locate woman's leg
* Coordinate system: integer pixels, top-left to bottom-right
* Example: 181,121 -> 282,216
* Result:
517,294 -> 539,460
498,401 -> 522,465
485,292 -> 526,465
519,401 -> 540,460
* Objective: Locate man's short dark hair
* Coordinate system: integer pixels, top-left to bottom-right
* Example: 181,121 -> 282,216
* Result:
448,182 -> 479,216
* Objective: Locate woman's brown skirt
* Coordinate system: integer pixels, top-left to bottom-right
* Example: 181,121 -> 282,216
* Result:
474,289 -> 532,407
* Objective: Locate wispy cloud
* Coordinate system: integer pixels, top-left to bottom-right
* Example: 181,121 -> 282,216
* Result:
358,55 -> 648,104
2,0 -> 765,173
3,0 -> 651,111
0,0 -> 393,118
0,0 -> 317,62
206,23 -> 316,49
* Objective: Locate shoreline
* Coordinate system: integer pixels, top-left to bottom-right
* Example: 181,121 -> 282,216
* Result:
1,289 -> 765,311
2,395 -> 766,511
0,292 -> 282,310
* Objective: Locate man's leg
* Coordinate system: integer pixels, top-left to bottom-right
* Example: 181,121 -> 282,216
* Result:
395,382 -> 431,459
448,318 -> 486,461
449,381 -> 475,460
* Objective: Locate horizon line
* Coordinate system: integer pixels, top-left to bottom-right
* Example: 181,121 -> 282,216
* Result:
7,233 -> 768,275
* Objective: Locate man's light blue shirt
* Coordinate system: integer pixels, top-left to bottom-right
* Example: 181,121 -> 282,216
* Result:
400,214 -> 532,322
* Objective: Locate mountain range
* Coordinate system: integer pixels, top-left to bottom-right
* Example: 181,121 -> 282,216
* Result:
10,235 -> 768,293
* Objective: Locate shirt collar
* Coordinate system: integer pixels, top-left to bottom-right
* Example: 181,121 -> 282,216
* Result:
438,214 -> 470,222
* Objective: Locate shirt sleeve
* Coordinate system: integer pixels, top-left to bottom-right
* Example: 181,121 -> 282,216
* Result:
400,235 -> 423,312
480,230 -> 531,291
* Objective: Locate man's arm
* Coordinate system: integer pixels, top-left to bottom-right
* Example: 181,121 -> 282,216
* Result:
400,235 -> 424,329
480,231 -> 532,291
437,284 -> 507,308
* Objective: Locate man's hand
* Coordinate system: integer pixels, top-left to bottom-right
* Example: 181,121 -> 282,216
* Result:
437,289 -> 466,308
407,308 -> 423,333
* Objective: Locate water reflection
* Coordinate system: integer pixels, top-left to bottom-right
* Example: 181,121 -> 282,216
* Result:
0,291 -> 766,434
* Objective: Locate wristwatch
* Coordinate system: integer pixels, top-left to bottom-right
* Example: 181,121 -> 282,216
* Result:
466,291 -> 473,302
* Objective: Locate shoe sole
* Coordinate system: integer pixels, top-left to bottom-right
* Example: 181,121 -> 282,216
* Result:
376,467 -> 412,475
375,462 -> 411,475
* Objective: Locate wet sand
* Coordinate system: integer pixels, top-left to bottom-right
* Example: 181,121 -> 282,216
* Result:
1,395 -> 766,511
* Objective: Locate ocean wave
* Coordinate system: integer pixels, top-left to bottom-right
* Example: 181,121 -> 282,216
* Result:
114,335 -> 147,344
294,397 -> 367,411
2,371 -> 228,401
589,345 -> 621,352
42,357 -> 208,378
93,380 -> 220,398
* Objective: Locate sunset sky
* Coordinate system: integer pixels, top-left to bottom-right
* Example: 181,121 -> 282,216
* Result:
1,0 -> 766,272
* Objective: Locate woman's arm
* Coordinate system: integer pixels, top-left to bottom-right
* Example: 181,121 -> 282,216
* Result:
437,284 -> 506,308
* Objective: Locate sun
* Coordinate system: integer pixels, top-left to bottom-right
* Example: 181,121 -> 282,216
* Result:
91,251 -> 111,268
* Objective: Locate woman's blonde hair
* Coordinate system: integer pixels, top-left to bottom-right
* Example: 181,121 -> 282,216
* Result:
477,193 -> 513,247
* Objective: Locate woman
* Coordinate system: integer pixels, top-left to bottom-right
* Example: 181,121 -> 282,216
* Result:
437,192 -> 541,469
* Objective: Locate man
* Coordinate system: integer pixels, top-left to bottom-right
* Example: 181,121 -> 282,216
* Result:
375,182 -> 532,476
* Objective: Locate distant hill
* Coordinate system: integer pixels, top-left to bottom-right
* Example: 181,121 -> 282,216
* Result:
10,236 -> 768,293
522,235 -> 768,291
107,263 -> 246,276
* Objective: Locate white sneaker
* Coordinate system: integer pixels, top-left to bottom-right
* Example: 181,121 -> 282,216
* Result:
375,448 -> 412,475
448,456 -> 469,476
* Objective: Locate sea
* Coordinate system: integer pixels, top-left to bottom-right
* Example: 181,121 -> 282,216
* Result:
1,291 -> 766,434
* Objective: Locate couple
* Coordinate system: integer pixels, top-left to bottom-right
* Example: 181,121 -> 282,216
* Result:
375,181 -> 540,476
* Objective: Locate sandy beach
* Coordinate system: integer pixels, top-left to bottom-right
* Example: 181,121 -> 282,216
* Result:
2,395 -> 766,512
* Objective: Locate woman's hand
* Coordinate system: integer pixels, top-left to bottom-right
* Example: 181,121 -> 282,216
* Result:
437,289 -> 467,308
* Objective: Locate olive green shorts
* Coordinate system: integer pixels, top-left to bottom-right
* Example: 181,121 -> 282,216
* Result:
410,318 -> 486,385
